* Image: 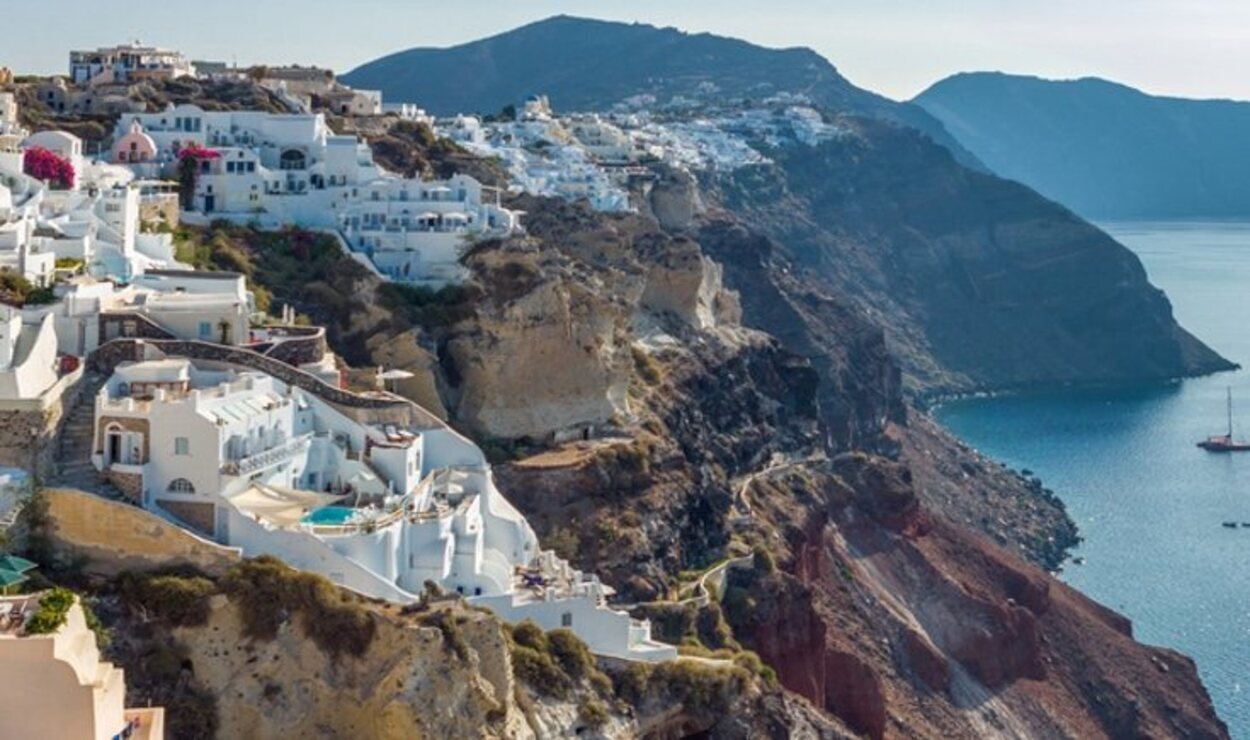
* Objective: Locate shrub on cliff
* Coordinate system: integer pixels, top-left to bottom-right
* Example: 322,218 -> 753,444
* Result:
615,660 -> 753,717
221,556 -> 375,658
117,572 -> 216,627
547,628 -> 595,679
507,621 -> 613,700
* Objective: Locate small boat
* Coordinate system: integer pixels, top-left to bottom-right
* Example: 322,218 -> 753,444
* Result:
1197,388 -> 1250,452
1223,522 -> 1239,529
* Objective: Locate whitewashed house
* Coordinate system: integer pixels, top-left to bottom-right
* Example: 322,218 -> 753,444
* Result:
112,104 -> 519,285
0,305 -> 59,402
0,593 -> 164,739
69,41 -> 194,85
89,358 -> 675,662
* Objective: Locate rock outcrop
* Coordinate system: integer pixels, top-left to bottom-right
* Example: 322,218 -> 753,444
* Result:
707,118 -> 1234,396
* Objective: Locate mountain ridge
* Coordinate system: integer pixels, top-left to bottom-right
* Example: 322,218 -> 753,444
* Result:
914,71 -> 1250,218
342,14 -> 978,165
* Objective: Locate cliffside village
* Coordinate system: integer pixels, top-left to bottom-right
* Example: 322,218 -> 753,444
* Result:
0,38 -> 857,737
0,42 -> 728,739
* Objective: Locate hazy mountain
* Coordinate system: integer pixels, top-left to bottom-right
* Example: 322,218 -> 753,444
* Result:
342,15 -> 975,163
915,72 -> 1250,219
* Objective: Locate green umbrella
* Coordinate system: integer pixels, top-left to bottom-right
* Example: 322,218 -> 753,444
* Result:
0,568 -> 27,588
0,555 -> 36,574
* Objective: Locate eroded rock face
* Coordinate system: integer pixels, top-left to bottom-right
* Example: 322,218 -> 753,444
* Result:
717,458 -> 1227,739
448,248 -> 637,439
444,199 -> 748,441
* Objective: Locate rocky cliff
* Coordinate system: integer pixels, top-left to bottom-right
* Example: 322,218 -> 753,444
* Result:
705,116 -> 1234,396
87,558 -> 841,740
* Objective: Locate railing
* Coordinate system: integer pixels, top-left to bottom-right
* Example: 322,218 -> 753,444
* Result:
221,434 -> 311,476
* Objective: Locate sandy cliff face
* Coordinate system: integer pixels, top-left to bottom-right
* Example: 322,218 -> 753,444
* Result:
174,597 -> 534,739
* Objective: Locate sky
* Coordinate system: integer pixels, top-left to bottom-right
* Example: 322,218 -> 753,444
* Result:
4,0 -> 1249,102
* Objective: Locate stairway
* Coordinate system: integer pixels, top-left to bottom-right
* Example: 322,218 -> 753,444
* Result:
50,372 -> 124,501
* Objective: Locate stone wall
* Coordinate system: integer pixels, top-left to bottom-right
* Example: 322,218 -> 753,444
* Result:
43,488 -> 240,577
105,469 -> 143,503
98,312 -> 176,346
157,500 -> 217,538
261,327 -> 328,366
0,368 -> 86,478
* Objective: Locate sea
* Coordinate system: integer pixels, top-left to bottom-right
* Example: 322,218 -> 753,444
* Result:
935,221 -> 1250,736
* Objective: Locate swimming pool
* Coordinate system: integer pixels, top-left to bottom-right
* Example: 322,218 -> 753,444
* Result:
302,506 -> 357,525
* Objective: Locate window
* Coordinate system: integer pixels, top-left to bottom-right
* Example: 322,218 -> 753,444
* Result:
167,478 -> 195,494
561,612 -> 573,627
174,437 -> 189,455
198,321 -> 212,337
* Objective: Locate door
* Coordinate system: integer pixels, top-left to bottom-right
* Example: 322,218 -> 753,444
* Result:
108,433 -> 120,466
204,195 -> 216,213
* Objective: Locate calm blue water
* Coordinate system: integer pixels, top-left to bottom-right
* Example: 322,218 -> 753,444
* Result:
936,222 -> 1250,736
301,506 -> 356,525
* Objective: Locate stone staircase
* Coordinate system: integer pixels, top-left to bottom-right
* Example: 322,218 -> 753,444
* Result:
50,372 -> 125,501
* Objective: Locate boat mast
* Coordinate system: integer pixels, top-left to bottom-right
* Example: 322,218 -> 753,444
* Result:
1228,387 -> 1234,438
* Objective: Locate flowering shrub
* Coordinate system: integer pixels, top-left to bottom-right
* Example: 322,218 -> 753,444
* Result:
23,147 -> 75,190
176,145 -> 220,209
177,144 -> 220,162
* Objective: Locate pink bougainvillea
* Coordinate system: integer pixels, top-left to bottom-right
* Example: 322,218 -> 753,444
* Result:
176,144 -> 221,209
23,147 -> 75,190
177,144 -> 221,161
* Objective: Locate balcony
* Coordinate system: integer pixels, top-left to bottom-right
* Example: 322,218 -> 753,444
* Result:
221,434 -> 311,476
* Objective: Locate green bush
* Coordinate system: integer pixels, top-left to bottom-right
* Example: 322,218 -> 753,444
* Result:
510,643 -> 571,698
648,661 -> 752,717
547,628 -> 594,680
24,587 -> 76,635
510,620 -> 547,651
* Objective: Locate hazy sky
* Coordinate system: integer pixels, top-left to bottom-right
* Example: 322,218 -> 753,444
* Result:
4,0 -> 1248,101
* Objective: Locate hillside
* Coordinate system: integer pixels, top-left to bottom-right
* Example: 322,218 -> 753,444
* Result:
703,116 -> 1234,395
342,15 -> 974,164
914,72 -> 1250,219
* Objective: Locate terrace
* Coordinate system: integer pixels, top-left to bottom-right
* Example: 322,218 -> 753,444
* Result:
221,433 -> 312,476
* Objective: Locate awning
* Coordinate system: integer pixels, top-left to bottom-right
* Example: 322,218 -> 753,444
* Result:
0,555 -> 37,574
227,484 -> 346,528
0,569 -> 27,588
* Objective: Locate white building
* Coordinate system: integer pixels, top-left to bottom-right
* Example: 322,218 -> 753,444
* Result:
0,592 -> 164,739
0,305 -> 59,402
113,105 -> 519,285
0,97 -> 177,285
70,41 -> 195,86
90,358 -> 675,662
340,174 -> 518,284
436,107 -> 636,215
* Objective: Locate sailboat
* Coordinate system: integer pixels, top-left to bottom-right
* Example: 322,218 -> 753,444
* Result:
1197,387 -> 1250,452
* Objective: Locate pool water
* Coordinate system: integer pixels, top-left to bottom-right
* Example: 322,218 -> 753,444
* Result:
302,506 -> 357,525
